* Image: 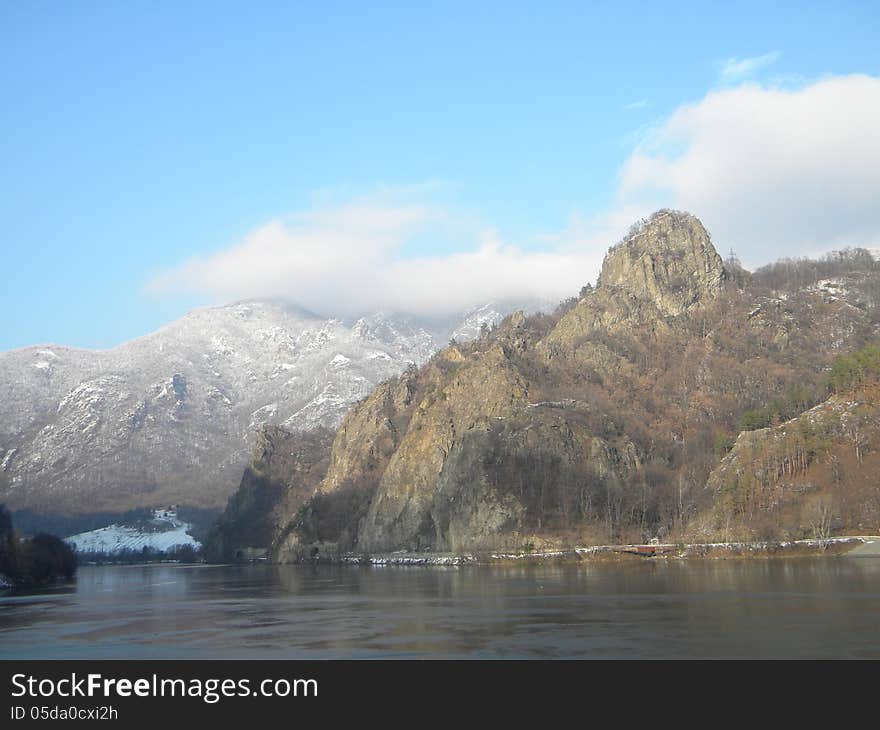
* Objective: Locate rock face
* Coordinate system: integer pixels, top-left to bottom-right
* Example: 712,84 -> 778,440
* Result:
597,210 -> 725,316
540,211 -> 725,355
270,318 -> 649,559
355,341 -> 532,553
0,299 -> 529,516
203,426 -> 334,561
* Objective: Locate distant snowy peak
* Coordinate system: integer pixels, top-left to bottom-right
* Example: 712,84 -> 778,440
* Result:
351,312 -> 436,362
449,303 -> 506,342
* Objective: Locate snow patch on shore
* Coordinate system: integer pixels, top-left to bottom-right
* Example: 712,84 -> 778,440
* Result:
66,509 -> 200,554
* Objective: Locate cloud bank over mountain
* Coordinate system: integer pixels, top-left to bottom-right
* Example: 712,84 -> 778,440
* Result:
149,201 -> 599,318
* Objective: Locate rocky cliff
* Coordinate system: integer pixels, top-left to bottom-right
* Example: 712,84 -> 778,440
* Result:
213,210 -> 880,559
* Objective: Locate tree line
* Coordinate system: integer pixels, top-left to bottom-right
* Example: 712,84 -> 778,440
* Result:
76,544 -> 200,565
0,505 -> 77,587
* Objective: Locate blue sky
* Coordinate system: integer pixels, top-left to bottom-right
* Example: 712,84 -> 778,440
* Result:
2,1 -> 879,350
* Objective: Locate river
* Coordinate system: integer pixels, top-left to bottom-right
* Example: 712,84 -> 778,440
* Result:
2,558 -> 879,658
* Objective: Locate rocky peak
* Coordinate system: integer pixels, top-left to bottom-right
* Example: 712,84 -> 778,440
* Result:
597,210 -> 725,317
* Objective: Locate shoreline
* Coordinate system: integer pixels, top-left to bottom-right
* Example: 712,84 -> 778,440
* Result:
321,535 -> 880,566
55,535 -> 880,569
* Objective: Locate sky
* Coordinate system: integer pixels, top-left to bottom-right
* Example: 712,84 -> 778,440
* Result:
2,1 -> 879,350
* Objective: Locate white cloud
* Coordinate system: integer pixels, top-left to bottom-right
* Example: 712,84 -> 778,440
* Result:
149,197 -> 604,318
615,74 -> 880,267
624,99 -> 649,111
719,51 -> 781,81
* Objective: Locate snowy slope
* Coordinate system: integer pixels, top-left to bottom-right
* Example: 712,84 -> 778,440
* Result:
0,298 -> 540,514
65,509 -> 199,554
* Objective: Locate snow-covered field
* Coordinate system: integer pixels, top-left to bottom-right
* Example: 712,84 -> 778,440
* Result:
65,509 -> 200,554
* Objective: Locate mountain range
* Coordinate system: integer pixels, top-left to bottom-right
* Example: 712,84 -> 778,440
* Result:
0,298 -> 535,524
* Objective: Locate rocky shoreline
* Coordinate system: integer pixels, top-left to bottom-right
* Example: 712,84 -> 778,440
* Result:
315,536 -> 878,566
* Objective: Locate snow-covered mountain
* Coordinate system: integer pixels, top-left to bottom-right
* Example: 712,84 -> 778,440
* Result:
0,299 -> 534,516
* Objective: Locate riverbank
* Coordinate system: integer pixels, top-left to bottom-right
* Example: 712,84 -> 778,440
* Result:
321,535 -> 880,566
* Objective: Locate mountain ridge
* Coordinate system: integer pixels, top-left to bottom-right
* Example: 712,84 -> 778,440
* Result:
0,298 -> 538,519
205,210 -> 880,561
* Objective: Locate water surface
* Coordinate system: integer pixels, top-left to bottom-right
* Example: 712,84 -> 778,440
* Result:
2,559 -> 879,658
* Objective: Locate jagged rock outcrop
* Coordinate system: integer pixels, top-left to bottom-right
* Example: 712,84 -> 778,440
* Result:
540,210 -> 725,356
598,210 -> 725,315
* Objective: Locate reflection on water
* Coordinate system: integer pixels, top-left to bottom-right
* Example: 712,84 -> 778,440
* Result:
1,559 -> 879,658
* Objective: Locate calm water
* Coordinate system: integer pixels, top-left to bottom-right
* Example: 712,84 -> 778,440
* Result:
2,559 -> 879,659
